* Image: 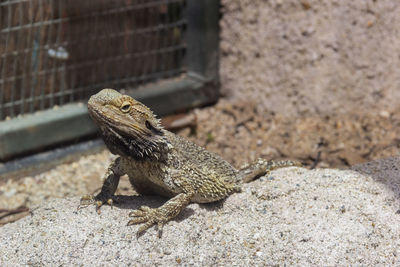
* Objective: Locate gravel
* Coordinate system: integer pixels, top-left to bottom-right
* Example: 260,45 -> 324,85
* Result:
1,163 -> 400,265
0,150 -> 112,211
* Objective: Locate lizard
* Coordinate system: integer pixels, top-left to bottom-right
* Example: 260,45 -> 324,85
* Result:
79,88 -> 301,237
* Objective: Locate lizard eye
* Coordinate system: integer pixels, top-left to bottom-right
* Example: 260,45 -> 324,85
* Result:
120,101 -> 131,113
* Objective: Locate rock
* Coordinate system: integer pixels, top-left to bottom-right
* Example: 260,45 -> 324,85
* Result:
1,163 -> 400,265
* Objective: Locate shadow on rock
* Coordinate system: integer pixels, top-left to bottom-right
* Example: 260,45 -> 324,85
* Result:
352,156 -> 400,203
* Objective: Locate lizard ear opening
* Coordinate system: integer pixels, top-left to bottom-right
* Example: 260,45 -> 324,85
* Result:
145,120 -> 163,135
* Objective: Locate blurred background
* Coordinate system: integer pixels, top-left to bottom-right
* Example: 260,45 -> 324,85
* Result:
0,0 -> 187,120
2,0 -> 400,224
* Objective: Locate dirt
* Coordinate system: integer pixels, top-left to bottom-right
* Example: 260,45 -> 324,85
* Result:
177,99 -> 400,170
219,0 -> 400,116
189,0 -> 400,169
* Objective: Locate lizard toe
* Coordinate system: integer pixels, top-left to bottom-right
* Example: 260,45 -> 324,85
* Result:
77,194 -> 114,214
129,210 -> 145,217
127,217 -> 148,225
77,194 -> 96,210
127,206 -> 167,236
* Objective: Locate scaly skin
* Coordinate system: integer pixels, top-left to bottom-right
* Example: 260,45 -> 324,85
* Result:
79,89 -> 301,237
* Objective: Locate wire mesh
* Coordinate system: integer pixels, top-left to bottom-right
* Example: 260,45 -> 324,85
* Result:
0,0 -> 187,120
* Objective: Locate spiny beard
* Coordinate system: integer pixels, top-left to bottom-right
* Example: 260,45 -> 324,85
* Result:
100,125 -> 168,162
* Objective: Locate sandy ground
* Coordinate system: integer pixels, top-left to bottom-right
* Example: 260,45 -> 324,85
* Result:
2,162 -> 400,265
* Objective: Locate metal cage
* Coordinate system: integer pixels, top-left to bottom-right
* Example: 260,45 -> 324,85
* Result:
0,0 -> 219,160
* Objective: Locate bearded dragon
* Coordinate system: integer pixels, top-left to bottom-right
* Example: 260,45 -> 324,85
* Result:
80,89 -> 300,237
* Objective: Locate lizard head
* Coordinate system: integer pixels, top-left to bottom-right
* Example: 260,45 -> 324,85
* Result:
88,88 -> 167,161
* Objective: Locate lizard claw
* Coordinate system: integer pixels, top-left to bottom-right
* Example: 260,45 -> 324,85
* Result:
127,206 -> 166,237
77,194 -> 114,214
107,198 -> 114,209
77,194 -> 95,210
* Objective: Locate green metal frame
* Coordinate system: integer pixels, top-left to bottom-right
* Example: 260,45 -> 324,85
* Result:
0,0 -> 219,161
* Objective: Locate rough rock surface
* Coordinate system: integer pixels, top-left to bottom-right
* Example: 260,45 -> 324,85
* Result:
220,0 -> 400,115
2,161 -> 400,265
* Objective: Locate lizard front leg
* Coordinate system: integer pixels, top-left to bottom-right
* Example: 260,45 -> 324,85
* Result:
127,192 -> 193,237
79,157 -> 124,213
127,173 -> 195,237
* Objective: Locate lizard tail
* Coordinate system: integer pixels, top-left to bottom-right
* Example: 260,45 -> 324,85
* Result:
237,158 -> 301,183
